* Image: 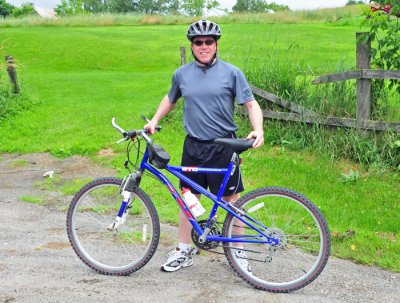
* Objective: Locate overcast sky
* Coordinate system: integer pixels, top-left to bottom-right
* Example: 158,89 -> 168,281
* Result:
7,0 -> 361,11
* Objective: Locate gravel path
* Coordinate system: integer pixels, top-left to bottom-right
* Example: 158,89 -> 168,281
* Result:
0,153 -> 399,303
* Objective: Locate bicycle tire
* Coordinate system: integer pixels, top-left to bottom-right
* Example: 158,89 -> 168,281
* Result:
66,177 -> 160,275
223,187 -> 330,293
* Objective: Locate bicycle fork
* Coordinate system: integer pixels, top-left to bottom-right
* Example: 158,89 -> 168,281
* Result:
107,190 -> 132,231
107,172 -> 142,231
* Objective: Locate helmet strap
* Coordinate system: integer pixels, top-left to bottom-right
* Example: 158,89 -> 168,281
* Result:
191,43 -> 218,69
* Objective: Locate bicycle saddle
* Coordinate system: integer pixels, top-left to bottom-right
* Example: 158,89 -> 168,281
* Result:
213,138 -> 255,153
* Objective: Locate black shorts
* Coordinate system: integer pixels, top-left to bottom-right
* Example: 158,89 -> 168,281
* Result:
180,135 -> 244,196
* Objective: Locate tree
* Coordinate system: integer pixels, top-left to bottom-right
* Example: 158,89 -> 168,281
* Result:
138,0 -> 153,13
83,0 -> 109,13
233,0 -> 288,13
55,0 -> 86,16
108,0 -> 137,13
12,2 -> 35,17
181,0 -> 204,16
346,0 -> 364,5
362,1 -> 399,91
205,0 -> 219,10
267,1 -> 289,12
233,0 -> 267,12
0,0 -> 14,17
167,0 -> 180,14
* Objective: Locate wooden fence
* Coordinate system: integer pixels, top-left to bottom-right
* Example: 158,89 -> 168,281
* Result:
251,32 -> 400,132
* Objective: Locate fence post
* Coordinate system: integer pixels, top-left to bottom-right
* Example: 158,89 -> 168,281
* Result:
5,55 -> 20,95
180,46 -> 186,65
356,32 -> 371,125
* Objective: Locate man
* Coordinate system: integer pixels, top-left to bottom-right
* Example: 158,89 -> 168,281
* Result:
144,20 -> 264,272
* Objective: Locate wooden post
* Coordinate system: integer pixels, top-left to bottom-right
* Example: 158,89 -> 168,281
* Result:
180,46 -> 186,65
356,32 -> 371,125
5,55 -> 20,94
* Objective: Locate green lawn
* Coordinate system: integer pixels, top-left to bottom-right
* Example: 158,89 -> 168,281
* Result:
0,23 -> 364,152
0,21 -> 399,271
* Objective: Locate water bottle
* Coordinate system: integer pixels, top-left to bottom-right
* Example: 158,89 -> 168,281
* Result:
182,187 -> 206,217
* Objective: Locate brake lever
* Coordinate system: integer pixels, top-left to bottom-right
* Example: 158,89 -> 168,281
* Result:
141,115 -> 151,123
141,115 -> 162,133
116,137 -> 127,144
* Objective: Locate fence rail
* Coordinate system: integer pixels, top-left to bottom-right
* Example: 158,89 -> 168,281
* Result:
312,69 -> 400,84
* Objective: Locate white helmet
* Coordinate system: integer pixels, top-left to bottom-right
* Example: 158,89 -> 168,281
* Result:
187,20 -> 221,41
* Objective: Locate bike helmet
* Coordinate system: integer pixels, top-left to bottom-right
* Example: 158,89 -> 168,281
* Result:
187,20 -> 221,41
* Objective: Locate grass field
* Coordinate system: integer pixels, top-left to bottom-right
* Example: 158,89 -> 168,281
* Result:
0,22 -> 363,153
0,11 -> 399,271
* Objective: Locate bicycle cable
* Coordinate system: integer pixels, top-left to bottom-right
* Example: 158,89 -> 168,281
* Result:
126,137 -> 162,183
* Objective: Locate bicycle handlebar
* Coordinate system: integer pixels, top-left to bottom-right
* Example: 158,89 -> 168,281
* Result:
112,117 -> 157,144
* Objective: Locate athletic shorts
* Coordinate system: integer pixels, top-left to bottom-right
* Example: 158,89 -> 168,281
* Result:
180,135 -> 244,196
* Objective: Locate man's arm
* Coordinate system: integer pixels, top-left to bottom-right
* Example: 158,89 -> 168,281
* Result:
144,95 -> 176,133
243,100 -> 264,148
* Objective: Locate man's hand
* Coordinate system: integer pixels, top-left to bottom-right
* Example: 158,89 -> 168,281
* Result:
247,130 -> 264,148
144,119 -> 158,135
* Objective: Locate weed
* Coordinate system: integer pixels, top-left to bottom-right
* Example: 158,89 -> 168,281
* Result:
61,178 -> 93,195
19,195 -> 45,205
0,6 -> 363,28
9,159 -> 29,168
34,175 -> 62,191
340,169 -> 360,183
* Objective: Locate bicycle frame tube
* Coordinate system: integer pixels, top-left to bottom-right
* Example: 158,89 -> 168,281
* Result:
139,148 -> 276,245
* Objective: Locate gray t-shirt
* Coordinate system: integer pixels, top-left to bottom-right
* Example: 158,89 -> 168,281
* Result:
168,59 -> 254,140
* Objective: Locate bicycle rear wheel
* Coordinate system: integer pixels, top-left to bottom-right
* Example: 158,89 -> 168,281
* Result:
223,187 -> 330,292
67,177 -> 160,275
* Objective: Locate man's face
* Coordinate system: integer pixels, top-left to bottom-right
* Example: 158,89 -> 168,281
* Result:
191,36 -> 217,64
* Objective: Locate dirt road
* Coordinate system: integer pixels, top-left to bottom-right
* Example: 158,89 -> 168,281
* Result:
0,153 -> 399,303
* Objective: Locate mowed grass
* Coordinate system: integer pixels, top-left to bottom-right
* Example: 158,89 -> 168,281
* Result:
0,23 -> 362,153
0,21 -> 399,271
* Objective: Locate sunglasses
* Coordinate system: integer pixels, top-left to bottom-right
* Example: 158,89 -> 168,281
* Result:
192,39 -> 215,46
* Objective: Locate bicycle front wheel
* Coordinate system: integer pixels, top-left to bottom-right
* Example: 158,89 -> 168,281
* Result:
66,177 -> 160,275
223,187 -> 330,293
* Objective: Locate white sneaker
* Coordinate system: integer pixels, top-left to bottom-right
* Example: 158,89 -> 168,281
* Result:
234,250 -> 252,274
160,248 -> 193,272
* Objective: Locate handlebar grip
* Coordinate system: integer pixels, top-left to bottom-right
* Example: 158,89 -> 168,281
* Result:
123,130 -> 137,139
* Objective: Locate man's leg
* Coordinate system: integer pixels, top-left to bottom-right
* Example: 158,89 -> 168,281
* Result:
178,194 -> 201,244
160,194 -> 201,272
223,193 -> 242,240
224,193 -> 252,273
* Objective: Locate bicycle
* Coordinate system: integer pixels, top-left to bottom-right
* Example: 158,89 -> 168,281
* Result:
66,117 -> 330,293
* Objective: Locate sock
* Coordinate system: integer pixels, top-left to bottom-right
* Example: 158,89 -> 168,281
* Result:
235,246 -> 244,253
177,243 -> 191,253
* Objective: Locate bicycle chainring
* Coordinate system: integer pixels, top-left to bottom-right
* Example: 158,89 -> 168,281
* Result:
191,220 -> 222,250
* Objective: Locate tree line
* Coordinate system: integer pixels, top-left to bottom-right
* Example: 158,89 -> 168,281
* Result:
0,0 -> 289,17
55,0 -> 289,16
0,0 -> 34,17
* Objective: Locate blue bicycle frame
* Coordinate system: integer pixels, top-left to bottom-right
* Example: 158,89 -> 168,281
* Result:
132,146 -> 278,246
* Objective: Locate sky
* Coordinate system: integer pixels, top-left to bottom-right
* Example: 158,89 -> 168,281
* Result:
7,0 -> 361,11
